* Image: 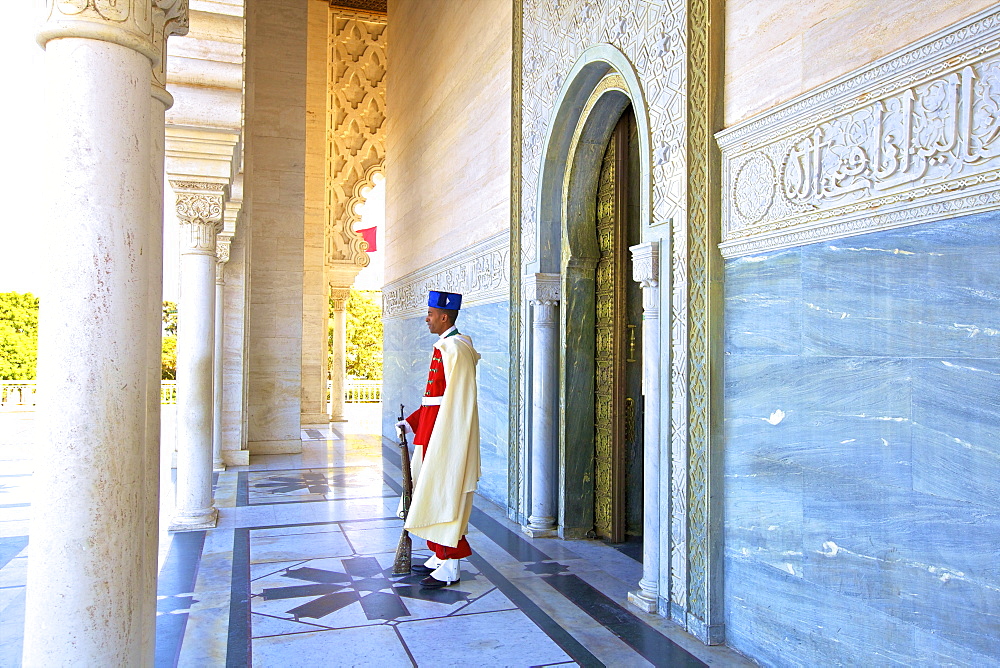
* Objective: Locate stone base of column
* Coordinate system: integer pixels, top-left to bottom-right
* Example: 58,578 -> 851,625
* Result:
169,507 -> 218,532
628,589 -> 658,614
213,460 -> 227,472
523,515 -> 557,538
223,449 -> 250,466
301,412 -> 332,425
249,438 -> 303,454
522,525 -> 558,539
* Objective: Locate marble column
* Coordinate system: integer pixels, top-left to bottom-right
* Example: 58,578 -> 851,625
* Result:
328,287 -> 350,422
24,1 -> 184,664
142,4 -> 187,662
170,180 -> 225,531
524,274 -> 561,538
628,242 -> 661,614
213,234 -> 232,471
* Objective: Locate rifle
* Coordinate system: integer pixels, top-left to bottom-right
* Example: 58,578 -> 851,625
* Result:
392,403 -> 413,575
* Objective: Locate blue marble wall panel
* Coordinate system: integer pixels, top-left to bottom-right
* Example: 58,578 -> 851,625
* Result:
724,212 -> 1000,665
382,301 -> 509,509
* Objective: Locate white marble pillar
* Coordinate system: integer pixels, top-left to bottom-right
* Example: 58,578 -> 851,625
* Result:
628,242 -> 661,614
142,4 -> 187,661
24,2 -> 185,664
213,234 -> 232,471
170,180 -> 225,531
329,287 -> 350,422
524,274 -> 561,537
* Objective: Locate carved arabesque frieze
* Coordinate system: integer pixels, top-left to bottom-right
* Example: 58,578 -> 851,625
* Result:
326,9 -> 387,270
383,233 -> 509,320
718,6 -> 1000,258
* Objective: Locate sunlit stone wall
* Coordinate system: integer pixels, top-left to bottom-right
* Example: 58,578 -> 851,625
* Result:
724,0 -> 995,125
383,0 -> 512,284
382,0 -> 513,507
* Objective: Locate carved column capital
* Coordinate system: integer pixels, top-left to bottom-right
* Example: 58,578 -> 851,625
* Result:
329,287 -> 351,311
523,273 -> 560,306
630,242 -> 659,288
37,0 -> 169,65
215,232 -> 233,283
171,180 -> 226,256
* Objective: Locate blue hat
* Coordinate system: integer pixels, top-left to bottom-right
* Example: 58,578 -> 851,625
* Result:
428,290 -> 462,310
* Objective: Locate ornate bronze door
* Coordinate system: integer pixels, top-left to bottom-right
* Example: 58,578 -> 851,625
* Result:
593,110 -> 634,543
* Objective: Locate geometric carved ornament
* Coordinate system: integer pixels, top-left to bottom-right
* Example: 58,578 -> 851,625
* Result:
325,7 -> 387,269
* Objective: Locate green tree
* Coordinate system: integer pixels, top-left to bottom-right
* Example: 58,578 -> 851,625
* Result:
163,300 -> 178,336
0,292 -> 39,380
334,289 -> 383,380
161,301 -> 178,380
162,335 -> 177,380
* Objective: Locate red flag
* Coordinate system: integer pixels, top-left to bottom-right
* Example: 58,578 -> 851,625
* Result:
357,226 -> 377,252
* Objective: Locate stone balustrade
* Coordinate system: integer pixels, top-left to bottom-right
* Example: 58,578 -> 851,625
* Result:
0,381 -> 37,408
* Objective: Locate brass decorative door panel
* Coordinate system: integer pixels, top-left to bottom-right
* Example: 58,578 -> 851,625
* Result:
593,112 -> 630,543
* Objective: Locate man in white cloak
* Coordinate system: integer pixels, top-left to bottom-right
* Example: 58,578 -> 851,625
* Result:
396,290 -> 481,588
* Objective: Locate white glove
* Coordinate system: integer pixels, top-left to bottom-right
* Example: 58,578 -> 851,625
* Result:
395,419 -> 413,436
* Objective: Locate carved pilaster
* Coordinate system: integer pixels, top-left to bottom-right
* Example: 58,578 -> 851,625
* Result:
524,273 -> 560,305
171,181 -> 226,256
630,242 -> 660,313
215,233 -> 232,284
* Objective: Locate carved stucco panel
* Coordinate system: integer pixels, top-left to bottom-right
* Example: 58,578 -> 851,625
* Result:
326,10 -> 387,269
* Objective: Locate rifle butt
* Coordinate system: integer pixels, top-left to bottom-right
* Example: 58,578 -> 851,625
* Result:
391,529 -> 412,576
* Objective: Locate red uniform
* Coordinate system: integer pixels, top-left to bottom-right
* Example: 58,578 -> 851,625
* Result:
405,332 -> 473,561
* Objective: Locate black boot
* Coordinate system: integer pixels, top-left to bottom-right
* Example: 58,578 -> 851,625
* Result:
420,575 -> 459,589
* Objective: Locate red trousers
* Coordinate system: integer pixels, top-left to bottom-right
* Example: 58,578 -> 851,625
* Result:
428,536 -> 472,560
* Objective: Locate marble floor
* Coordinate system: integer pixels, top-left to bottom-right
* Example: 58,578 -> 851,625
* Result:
0,407 -> 753,667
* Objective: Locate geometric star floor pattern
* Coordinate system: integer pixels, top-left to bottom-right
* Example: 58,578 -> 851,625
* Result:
0,407 -> 753,667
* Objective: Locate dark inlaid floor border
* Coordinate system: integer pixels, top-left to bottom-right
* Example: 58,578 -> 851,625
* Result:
227,528 -> 251,668
224,514 -> 602,665
155,531 -> 207,668
219,439 -> 707,667
385,439 -> 705,668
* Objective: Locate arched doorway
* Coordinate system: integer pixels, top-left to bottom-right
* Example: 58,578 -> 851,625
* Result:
523,43 -> 661,617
